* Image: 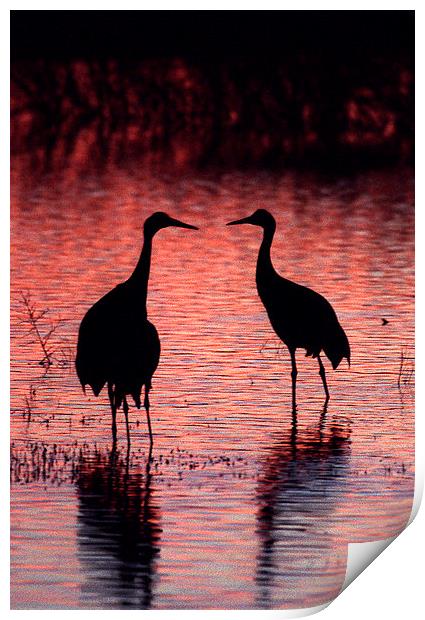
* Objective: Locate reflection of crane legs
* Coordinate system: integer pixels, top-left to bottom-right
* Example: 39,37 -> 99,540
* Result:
108,382 -> 117,445
144,385 -> 153,447
319,399 -> 328,438
289,348 -> 297,412
318,355 -> 330,402
123,396 -> 131,446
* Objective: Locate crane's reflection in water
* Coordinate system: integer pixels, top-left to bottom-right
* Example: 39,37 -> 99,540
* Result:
76,449 -> 161,608
255,410 -> 352,609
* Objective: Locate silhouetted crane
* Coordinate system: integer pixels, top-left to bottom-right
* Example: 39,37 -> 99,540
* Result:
227,209 -> 350,409
76,212 -> 198,445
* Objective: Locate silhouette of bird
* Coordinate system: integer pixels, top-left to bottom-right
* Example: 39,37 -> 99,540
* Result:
227,209 -> 350,408
382,318 -> 389,325
76,212 -> 198,445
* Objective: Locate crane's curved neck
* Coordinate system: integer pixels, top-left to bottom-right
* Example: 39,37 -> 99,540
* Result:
256,224 -> 276,284
128,229 -> 154,307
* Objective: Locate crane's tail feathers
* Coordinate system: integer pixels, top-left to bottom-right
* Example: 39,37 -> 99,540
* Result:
324,330 -> 350,370
326,349 -> 346,370
82,379 -> 105,397
132,391 -> 142,409
329,354 -> 351,370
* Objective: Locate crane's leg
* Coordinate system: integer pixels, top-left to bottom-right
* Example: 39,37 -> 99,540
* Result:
289,348 -> 297,412
123,396 -> 131,446
144,385 -> 154,448
319,399 -> 328,440
318,355 -> 330,402
108,382 -> 117,445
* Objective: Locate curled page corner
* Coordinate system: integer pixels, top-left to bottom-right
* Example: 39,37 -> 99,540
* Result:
342,536 -> 397,591
341,468 -> 423,594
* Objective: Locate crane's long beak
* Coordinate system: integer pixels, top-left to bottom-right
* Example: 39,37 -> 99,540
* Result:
226,216 -> 252,226
169,217 -> 199,230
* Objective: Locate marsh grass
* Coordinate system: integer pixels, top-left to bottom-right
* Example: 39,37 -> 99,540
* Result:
397,347 -> 414,393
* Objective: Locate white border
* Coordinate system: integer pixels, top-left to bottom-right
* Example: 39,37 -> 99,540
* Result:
4,4 -> 422,619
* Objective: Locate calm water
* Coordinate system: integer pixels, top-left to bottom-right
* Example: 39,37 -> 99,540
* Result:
11,160 -> 414,609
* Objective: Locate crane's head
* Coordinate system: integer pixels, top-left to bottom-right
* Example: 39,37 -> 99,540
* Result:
227,209 -> 276,230
144,211 -> 198,236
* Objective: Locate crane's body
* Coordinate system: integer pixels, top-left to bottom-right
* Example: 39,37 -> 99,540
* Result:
256,266 -> 349,371
76,284 -> 160,406
76,212 -> 198,445
227,209 -> 350,408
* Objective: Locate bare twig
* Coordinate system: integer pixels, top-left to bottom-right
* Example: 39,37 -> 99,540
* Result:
397,350 -> 404,390
20,291 -> 65,370
23,384 -> 37,422
398,346 -> 414,392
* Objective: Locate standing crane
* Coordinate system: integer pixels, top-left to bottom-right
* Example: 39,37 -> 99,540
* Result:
76,212 -> 198,446
227,209 -> 350,409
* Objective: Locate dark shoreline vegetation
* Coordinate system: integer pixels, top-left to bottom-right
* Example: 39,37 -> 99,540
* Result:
11,11 -> 414,172
11,55 -> 413,172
